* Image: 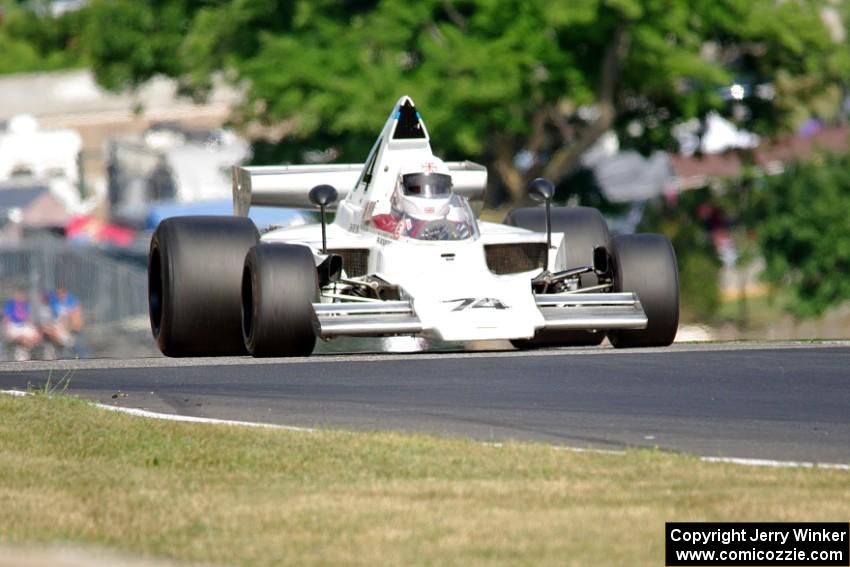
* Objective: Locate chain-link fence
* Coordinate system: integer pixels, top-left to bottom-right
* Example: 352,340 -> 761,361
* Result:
0,237 -> 156,359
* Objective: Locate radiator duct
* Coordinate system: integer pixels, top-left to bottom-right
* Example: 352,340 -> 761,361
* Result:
328,248 -> 370,277
484,243 -> 547,275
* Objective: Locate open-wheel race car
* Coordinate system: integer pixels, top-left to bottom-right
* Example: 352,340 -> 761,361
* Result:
148,96 -> 679,357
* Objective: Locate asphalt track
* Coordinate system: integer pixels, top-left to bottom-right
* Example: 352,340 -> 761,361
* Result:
0,343 -> 848,464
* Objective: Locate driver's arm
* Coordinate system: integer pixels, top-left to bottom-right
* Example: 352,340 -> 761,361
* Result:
406,218 -> 427,238
371,213 -> 399,233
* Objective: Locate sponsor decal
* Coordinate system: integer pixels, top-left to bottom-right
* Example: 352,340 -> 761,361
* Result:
443,298 -> 509,311
361,200 -> 377,223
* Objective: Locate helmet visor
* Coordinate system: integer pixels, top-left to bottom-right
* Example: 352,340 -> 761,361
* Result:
401,173 -> 452,199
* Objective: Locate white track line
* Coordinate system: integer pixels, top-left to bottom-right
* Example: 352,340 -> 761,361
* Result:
700,456 -> 850,471
1,389 -> 314,432
3,390 -> 847,471
554,445 -> 850,471
95,403 -> 315,432
2,389 -> 28,397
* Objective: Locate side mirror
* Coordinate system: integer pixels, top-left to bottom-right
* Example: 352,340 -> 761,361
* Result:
309,185 -> 338,254
527,178 -> 555,270
528,178 -> 555,203
309,184 -> 338,207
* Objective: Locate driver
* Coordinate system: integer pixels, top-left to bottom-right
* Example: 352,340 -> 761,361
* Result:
371,160 -> 471,240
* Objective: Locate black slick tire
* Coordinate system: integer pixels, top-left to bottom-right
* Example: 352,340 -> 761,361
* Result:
505,206 -> 609,348
149,216 -> 259,357
242,243 -> 318,357
607,233 -> 679,348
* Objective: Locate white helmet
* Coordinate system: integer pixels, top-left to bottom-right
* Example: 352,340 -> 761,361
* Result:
391,159 -> 453,221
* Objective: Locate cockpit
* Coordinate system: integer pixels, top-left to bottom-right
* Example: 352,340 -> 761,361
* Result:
406,193 -> 479,241
369,173 -> 479,241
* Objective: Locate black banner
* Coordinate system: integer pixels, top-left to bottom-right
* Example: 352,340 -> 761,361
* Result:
666,522 -> 849,566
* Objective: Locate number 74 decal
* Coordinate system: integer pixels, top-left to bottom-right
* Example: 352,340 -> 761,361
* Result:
443,298 -> 509,311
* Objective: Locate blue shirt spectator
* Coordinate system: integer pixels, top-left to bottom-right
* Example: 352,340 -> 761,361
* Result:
4,295 -> 31,324
47,289 -> 80,320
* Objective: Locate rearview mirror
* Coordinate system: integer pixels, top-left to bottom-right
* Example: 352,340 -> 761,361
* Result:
527,178 -> 556,270
308,184 -> 338,207
527,178 -> 555,203
309,185 -> 338,254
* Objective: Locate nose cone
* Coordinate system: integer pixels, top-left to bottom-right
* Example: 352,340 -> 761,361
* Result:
393,99 -> 426,140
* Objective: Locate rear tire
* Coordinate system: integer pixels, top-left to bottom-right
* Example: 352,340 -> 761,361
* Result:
505,206 -> 609,348
607,234 -> 679,348
149,216 -> 259,357
242,243 -> 318,357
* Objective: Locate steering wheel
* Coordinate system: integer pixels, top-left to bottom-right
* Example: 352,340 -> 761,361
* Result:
418,219 -> 469,241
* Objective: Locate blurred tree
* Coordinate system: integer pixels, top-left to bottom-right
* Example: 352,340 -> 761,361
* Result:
71,0 -> 850,202
753,154 -> 850,318
639,188 -> 722,322
81,0 -> 209,92
0,0 -> 87,73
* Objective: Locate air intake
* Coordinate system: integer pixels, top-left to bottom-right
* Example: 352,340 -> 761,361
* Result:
484,243 -> 547,275
328,248 -> 369,277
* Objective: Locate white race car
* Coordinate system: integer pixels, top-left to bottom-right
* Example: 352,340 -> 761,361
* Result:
148,97 -> 679,357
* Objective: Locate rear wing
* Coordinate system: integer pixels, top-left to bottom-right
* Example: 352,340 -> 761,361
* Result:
232,161 -> 487,215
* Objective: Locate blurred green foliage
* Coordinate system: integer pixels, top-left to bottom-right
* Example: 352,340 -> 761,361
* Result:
3,0 -> 846,205
0,0 -> 87,72
641,154 -> 850,322
4,0 -> 850,322
639,189 -> 722,322
752,154 -> 850,318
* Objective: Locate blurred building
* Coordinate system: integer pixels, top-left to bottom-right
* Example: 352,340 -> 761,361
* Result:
0,69 -> 242,210
0,114 -> 83,215
0,184 -> 69,241
670,124 -> 850,191
0,69 -> 248,359
107,123 -> 250,227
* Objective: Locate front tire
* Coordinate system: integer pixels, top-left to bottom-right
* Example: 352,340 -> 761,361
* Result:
149,216 -> 259,357
242,243 -> 318,357
505,206 -> 609,348
607,234 -> 679,348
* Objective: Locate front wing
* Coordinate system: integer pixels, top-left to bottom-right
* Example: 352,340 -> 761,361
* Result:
312,292 -> 647,341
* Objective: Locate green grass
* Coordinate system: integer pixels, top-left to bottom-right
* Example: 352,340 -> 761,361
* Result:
0,395 -> 848,566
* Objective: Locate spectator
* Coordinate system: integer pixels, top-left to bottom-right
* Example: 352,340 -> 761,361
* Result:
39,293 -> 67,360
42,287 -> 84,359
3,290 -> 42,361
